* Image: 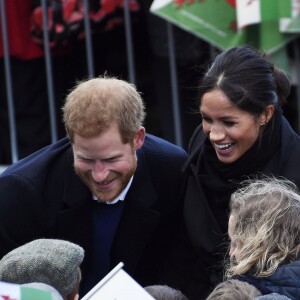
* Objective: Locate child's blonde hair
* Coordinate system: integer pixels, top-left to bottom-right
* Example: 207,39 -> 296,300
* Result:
226,177 -> 300,278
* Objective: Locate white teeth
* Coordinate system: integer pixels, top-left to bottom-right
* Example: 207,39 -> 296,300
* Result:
215,143 -> 232,150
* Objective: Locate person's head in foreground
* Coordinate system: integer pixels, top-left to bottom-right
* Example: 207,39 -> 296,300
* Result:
255,293 -> 292,300
199,45 -> 290,164
145,285 -> 189,300
0,238 -> 84,300
227,177 -> 300,277
62,75 -> 146,203
206,279 -> 262,300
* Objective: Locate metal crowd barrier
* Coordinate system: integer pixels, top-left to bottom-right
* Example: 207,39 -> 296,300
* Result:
0,0 -> 183,169
1,0 -> 300,171
0,0 -> 18,163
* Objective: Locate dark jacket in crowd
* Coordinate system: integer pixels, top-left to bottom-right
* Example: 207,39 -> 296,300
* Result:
236,259 -> 300,300
0,134 -> 187,292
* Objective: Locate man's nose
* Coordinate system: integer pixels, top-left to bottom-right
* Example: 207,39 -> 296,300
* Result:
92,161 -> 109,182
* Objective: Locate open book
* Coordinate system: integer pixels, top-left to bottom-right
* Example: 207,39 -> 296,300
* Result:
82,262 -> 155,300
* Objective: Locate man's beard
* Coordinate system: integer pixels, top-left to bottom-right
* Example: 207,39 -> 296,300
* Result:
74,158 -> 137,203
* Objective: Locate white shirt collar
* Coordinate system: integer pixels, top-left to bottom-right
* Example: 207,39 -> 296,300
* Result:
93,176 -> 134,205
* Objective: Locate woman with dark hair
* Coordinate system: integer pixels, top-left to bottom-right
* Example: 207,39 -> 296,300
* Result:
163,45 -> 300,300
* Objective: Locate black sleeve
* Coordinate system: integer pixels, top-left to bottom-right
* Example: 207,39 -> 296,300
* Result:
0,174 -> 44,258
160,224 -> 220,300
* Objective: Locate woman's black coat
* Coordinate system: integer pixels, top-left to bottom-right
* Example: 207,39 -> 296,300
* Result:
163,116 -> 300,300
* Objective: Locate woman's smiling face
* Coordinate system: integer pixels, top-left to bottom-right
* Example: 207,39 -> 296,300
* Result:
200,89 -> 264,164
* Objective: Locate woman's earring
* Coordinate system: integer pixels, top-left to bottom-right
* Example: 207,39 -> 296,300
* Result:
261,118 -> 269,126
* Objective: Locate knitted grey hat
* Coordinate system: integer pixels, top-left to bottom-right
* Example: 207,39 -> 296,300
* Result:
0,239 -> 84,298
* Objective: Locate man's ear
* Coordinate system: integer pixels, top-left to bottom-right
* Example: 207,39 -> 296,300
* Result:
66,291 -> 79,300
134,127 -> 145,150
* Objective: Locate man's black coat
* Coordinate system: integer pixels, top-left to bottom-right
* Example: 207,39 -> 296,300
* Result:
0,134 -> 187,289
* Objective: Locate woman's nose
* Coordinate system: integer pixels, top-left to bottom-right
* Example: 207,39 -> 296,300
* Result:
209,124 -> 225,141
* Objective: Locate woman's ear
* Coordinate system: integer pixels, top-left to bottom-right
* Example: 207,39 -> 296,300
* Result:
260,105 -> 275,125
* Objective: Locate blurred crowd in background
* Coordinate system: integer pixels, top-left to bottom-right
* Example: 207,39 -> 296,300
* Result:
0,0 -> 299,164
